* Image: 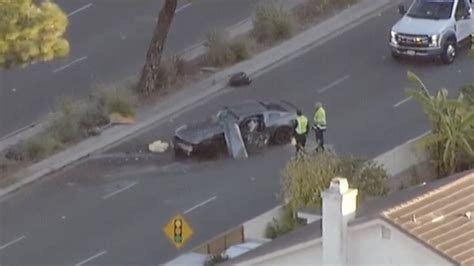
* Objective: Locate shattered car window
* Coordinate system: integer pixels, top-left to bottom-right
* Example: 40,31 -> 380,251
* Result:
214,109 -> 239,124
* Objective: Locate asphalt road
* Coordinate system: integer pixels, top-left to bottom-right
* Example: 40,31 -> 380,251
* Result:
1,4 -> 474,266
0,0 -> 261,139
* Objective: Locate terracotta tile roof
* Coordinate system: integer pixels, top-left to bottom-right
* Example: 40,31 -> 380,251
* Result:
382,171 -> 474,266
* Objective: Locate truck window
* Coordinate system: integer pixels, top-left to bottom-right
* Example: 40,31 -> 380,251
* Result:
407,0 -> 455,20
455,0 -> 469,19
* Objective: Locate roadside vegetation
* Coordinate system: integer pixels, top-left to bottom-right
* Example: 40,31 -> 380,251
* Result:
2,85 -> 135,168
265,150 -> 389,239
0,0 -> 70,68
1,0 -> 361,183
265,73 -> 474,239
252,2 -> 296,44
406,72 -> 474,177
204,30 -> 253,67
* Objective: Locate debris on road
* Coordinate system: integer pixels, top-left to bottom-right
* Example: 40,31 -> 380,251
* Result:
229,72 -> 252,87
149,140 -> 169,153
109,113 -> 135,125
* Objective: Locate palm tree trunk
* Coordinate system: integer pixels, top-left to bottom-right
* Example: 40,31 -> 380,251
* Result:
137,0 -> 178,95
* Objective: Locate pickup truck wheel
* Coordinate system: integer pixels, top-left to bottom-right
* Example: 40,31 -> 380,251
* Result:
391,51 -> 401,60
441,41 -> 456,64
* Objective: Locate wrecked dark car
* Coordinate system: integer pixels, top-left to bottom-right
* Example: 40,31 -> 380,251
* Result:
171,100 -> 298,157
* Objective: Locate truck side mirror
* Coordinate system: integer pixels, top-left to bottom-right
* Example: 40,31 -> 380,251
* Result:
398,4 -> 406,15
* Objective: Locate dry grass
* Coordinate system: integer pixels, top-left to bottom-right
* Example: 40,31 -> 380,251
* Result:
24,134 -> 62,161
252,1 -> 296,44
155,55 -> 185,90
204,30 -> 253,67
98,85 -> 136,117
294,0 -> 357,24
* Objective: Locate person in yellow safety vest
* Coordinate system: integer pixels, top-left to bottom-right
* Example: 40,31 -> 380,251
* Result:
293,110 -> 309,156
312,102 -> 326,152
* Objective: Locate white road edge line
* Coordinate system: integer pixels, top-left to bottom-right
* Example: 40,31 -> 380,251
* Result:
52,56 -> 88,73
318,74 -> 351,93
183,196 -> 217,214
175,2 -> 192,13
75,250 -> 107,266
68,3 -> 93,17
0,236 -> 26,251
393,96 -> 412,108
103,182 -> 138,200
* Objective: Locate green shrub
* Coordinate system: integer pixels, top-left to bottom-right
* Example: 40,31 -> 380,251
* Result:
230,38 -> 253,61
156,55 -> 182,89
24,134 -> 62,161
99,86 -> 136,117
354,161 -> 390,199
296,0 -> 357,23
252,2 -> 295,44
48,98 -> 82,143
460,84 -> 474,106
282,151 -> 389,226
204,30 -> 254,66
77,101 -> 109,136
264,205 -> 305,239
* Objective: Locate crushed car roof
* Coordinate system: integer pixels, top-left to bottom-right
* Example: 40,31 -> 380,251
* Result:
226,100 -> 269,118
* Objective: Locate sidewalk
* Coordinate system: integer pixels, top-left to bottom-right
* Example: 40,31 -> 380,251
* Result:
0,0 -> 396,198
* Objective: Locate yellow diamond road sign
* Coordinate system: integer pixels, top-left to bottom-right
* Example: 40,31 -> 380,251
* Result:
163,214 -> 193,249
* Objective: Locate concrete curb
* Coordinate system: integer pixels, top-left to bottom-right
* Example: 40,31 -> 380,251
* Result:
0,0 -> 305,154
0,0 -> 396,198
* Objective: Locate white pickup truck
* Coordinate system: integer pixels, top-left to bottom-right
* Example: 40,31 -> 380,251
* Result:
389,0 -> 474,64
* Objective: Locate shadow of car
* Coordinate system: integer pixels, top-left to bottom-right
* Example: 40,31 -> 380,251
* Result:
171,100 -> 298,158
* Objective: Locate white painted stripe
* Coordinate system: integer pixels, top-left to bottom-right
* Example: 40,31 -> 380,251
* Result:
318,75 -> 351,93
393,96 -> 412,108
183,196 -> 217,214
75,250 -> 107,266
0,236 -> 26,251
52,56 -> 88,73
103,182 -> 138,200
175,2 -> 192,13
68,3 -> 93,17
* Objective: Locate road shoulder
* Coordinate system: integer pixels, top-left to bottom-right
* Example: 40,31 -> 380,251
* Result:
0,0 -> 395,199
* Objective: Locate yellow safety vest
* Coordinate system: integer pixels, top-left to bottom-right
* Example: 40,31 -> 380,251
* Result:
313,107 -> 326,129
296,115 -> 308,135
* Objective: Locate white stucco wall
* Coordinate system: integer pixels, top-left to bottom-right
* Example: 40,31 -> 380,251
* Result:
241,220 -> 454,266
253,242 -> 322,266
348,221 -> 453,266
243,205 -> 284,242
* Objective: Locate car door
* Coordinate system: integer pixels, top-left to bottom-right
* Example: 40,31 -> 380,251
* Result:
454,0 -> 473,41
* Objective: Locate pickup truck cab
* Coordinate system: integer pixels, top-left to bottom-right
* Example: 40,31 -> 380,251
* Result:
389,0 -> 474,64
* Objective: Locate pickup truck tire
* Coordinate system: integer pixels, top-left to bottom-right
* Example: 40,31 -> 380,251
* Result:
391,51 -> 401,60
441,40 -> 456,64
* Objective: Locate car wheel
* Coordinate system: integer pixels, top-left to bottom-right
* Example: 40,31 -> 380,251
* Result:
441,40 -> 456,64
273,127 -> 292,145
391,51 -> 401,60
